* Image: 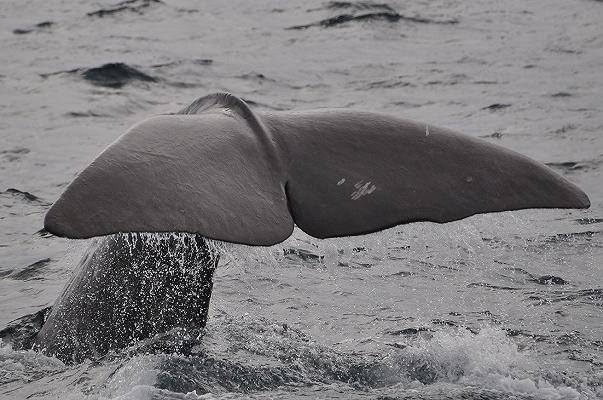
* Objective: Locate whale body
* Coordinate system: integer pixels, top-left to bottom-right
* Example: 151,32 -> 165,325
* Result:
37,93 -> 590,362
35,233 -> 217,362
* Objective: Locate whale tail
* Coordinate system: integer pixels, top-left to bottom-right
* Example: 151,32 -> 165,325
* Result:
44,93 -> 590,245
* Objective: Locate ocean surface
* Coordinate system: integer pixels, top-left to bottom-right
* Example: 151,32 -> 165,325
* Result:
1,0 -> 602,398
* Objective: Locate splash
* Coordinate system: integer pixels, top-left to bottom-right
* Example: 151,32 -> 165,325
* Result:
119,232 -> 222,269
391,327 -> 584,399
0,341 -> 65,386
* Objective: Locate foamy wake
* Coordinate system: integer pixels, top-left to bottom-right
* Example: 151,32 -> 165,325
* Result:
2,323 -> 598,399
393,327 -> 586,399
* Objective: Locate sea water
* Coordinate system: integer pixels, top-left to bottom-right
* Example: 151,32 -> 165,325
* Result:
0,0 -> 601,398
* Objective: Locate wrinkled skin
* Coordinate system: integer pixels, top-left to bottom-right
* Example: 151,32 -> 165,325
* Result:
34,233 -> 218,363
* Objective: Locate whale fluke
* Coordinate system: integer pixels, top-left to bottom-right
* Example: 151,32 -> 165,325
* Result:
44,93 -> 590,245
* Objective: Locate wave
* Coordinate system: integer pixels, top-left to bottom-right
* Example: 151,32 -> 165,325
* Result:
0,308 -> 51,352
528,288 -> 603,307
1,312 -> 598,399
82,63 -> 157,88
481,103 -> 512,111
1,188 -> 48,205
288,12 -> 458,30
545,155 -> 603,173
6,258 -> 53,281
12,21 -> 54,35
288,3 -> 458,31
40,63 -> 158,89
543,230 -> 602,244
313,1 -> 396,12
87,0 -> 162,18
0,148 -> 30,163
575,217 -> 603,225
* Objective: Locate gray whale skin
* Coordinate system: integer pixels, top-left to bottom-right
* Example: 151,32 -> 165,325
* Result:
38,93 -> 590,363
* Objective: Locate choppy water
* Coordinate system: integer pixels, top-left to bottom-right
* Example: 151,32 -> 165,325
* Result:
1,0 -> 602,398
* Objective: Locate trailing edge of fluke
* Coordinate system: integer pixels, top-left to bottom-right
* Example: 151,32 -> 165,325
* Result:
44,93 -> 590,246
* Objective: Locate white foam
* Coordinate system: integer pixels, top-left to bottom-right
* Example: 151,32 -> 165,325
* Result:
395,327 -> 585,399
0,340 -> 65,385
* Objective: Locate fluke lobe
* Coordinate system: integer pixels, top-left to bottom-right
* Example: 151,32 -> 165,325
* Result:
37,93 -> 590,362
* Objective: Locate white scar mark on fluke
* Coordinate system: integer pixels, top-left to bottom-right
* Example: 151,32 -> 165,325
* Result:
425,124 -> 430,136
351,180 -> 376,200
337,178 -> 345,186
